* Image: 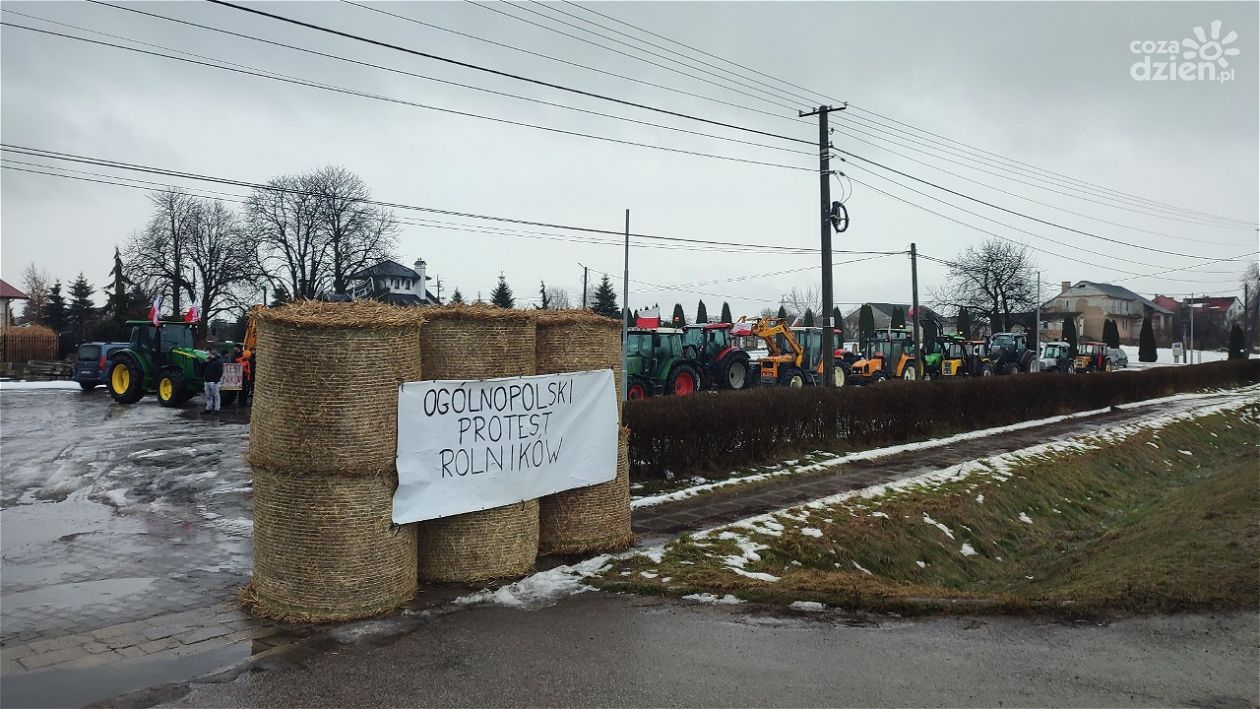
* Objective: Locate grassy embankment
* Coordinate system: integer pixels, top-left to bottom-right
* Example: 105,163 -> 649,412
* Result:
599,403 -> 1260,615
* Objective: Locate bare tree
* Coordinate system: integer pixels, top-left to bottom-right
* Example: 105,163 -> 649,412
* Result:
308,166 -> 397,295
18,263 -> 51,324
125,191 -> 200,316
246,174 -> 327,299
781,284 -> 821,322
545,287 -> 572,309
184,200 -> 256,329
933,239 -> 1037,332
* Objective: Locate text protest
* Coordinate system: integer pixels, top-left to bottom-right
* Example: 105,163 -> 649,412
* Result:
393,369 -> 618,524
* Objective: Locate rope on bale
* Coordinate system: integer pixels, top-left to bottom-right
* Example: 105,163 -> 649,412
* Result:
415,304 -> 540,582
249,300 -> 424,476
246,467 -> 418,623
539,425 -> 634,555
534,308 -> 622,409
415,500 -> 540,583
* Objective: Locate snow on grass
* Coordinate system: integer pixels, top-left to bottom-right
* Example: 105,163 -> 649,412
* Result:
975,493 -> 985,504
682,593 -> 744,605
800,527 -> 823,538
1178,449 -> 1194,456
1146,442 -> 1160,448
789,601 -> 826,612
922,513 -> 955,539
728,567 -> 780,583
454,552 -> 640,610
1019,512 -> 1034,524
870,511 -> 889,519
916,561 -> 927,569
852,561 -> 873,575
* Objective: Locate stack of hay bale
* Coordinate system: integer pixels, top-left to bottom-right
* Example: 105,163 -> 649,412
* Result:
245,301 -> 632,621
245,301 -> 424,622
414,304 -> 541,582
534,310 -> 634,554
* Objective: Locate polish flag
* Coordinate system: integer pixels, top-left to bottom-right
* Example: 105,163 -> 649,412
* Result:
731,321 -> 754,337
148,294 -> 163,326
635,306 -> 661,329
184,304 -> 200,324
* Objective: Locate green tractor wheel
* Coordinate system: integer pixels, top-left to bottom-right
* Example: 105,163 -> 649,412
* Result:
108,358 -> 144,404
157,369 -> 190,408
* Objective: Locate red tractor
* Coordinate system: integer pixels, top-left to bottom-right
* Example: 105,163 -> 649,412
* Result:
682,323 -> 755,391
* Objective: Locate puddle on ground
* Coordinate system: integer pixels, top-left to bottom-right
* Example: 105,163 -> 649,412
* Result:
2,577 -> 158,612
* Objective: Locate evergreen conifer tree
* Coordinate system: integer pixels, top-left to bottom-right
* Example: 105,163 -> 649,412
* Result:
1138,316 -> 1157,362
891,306 -> 905,329
695,300 -> 708,324
490,274 -> 515,308
956,307 -> 972,339
858,304 -> 875,342
44,280 -> 67,332
590,275 -> 619,318
670,303 -> 686,326
67,273 -> 96,342
720,302 -> 733,324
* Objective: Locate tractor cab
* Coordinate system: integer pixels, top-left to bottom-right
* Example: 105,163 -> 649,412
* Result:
930,336 -> 969,378
624,327 -> 702,399
958,340 -> 996,377
791,326 -> 848,386
1073,341 -> 1113,373
682,323 -> 754,391
1039,341 -> 1072,373
850,329 -> 918,383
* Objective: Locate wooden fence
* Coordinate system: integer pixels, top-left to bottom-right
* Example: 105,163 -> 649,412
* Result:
1,326 -> 58,363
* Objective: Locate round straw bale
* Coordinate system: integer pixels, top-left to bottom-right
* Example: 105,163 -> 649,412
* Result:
538,425 -> 633,555
534,309 -> 622,402
415,305 -> 538,581
416,500 -> 540,582
418,304 -> 535,378
248,467 -> 417,622
249,301 -> 423,476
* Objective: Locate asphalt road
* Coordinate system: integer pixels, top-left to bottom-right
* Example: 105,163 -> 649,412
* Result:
166,594 -> 1260,708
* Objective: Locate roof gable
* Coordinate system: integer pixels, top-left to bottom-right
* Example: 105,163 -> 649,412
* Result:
0,279 -> 28,299
349,260 -> 419,280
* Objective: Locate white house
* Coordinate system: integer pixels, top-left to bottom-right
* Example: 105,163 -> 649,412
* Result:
347,258 -> 440,306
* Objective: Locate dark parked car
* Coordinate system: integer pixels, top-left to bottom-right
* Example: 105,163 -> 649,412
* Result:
72,342 -> 130,390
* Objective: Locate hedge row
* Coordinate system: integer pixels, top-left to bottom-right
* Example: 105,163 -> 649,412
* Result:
623,360 -> 1259,480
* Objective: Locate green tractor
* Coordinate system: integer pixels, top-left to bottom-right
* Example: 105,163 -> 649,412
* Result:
106,320 -> 227,407
624,327 -> 703,399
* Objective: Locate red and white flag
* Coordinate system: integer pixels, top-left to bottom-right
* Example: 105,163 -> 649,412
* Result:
635,306 -> 661,329
184,304 -> 200,324
148,294 -> 163,326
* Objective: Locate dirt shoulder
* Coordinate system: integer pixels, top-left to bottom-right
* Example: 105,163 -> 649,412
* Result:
600,400 -> 1260,616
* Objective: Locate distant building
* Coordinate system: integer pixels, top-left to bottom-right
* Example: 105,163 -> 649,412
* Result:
1185,296 -> 1243,323
1041,281 -> 1173,345
842,303 -> 944,335
0,279 -> 29,330
347,258 -> 440,307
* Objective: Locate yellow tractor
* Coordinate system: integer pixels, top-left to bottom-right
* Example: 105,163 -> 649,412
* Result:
849,329 -> 918,384
737,316 -> 845,387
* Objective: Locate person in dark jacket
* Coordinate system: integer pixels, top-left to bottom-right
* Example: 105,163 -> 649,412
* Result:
202,350 -> 224,414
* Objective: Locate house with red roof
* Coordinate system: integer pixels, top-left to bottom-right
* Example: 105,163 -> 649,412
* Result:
0,279 -> 29,330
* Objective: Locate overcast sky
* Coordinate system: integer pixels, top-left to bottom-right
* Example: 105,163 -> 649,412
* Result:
2,1 -> 1257,317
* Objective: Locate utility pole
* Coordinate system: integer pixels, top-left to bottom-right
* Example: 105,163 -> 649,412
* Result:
1034,271 -> 1041,372
909,242 -> 922,378
434,276 -> 442,304
1188,293 -> 1195,365
800,103 -> 846,387
581,265 -> 589,311
621,209 -> 630,401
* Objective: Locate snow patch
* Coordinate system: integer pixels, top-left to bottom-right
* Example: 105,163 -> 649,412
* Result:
1018,512 -> 1033,525
922,514 -> 955,539
960,543 -> 977,557
851,561 -> 873,575
915,561 -> 927,569
799,527 -> 823,538
789,601 -> 826,612
682,593 -> 744,605
975,493 -> 984,504
728,567 -> 780,583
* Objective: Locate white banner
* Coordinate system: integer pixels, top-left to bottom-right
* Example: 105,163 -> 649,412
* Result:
220,363 -> 243,391
393,369 -> 619,524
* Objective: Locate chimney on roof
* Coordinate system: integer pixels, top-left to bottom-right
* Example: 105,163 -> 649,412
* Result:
1060,281 -> 1071,294
413,258 -> 427,299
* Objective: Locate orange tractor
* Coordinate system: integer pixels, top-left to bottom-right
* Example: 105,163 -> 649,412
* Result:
849,328 -> 919,383
738,316 -> 847,387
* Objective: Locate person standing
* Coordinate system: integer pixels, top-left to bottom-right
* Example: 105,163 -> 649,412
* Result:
202,350 -> 224,414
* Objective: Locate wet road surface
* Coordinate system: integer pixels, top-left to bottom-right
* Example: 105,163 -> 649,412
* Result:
165,594 -> 1260,708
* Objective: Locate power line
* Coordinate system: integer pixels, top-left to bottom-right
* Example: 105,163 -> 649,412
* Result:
204,0 -> 813,147
1,21 -> 812,172
545,2 -> 1253,227
836,149 -> 1230,261
0,144 -> 827,254
72,2 -> 811,157
515,0 -> 810,110
831,123 -> 1254,240
340,1 -> 805,128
